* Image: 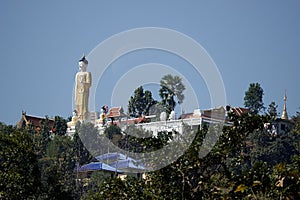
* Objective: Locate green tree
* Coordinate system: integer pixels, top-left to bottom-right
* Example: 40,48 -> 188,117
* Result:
53,116 -> 67,136
104,125 -> 122,141
0,124 -> 41,199
291,111 -> 300,135
267,101 -> 278,119
248,130 -> 298,166
145,90 -> 156,115
244,82 -> 264,114
128,86 -> 156,118
77,122 -> 102,156
73,124 -> 93,166
80,112 -> 300,199
39,116 -> 52,157
83,176 -> 148,200
159,74 -> 185,115
269,158 -> 300,200
38,135 -> 76,199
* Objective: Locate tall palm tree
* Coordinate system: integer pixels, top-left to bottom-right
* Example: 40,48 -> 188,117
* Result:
159,74 -> 185,114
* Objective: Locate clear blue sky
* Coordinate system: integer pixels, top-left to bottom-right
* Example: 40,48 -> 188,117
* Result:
1,1 -> 299,125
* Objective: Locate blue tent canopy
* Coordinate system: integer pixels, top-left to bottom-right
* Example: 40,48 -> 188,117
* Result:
110,160 -> 145,172
94,152 -> 147,173
95,152 -> 135,162
77,162 -> 122,173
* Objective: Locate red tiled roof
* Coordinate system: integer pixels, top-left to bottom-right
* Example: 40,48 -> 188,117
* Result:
230,107 -> 250,116
17,113 -> 54,129
27,115 -> 54,127
106,107 -> 125,118
178,113 -> 194,119
202,107 -> 226,120
179,106 -> 249,120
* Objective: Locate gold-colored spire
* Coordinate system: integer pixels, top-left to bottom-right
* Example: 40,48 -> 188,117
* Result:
281,90 -> 288,120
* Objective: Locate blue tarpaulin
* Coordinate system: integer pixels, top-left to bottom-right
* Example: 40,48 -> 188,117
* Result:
95,152 -> 135,162
110,160 -> 145,172
95,152 -> 146,172
77,162 -> 122,172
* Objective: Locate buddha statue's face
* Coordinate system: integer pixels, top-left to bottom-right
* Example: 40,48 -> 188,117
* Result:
79,61 -> 87,71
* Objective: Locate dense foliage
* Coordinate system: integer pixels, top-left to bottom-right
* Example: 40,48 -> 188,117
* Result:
159,74 -> 185,115
244,82 -> 265,114
0,119 -> 93,199
128,86 -> 157,118
1,110 -> 299,199
0,123 -> 40,199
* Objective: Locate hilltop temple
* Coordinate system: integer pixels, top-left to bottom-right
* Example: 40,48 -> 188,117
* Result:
65,55 -> 252,136
16,56 -> 293,138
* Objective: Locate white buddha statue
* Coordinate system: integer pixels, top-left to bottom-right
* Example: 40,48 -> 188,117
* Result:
67,110 -> 79,128
75,54 -> 92,121
160,111 -> 167,121
169,110 -> 176,120
95,106 -> 108,127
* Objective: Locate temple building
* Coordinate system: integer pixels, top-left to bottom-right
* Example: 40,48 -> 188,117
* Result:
264,90 -> 294,135
276,90 -> 293,134
17,111 -> 55,132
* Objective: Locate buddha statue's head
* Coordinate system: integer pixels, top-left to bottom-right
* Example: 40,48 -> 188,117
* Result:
79,54 -> 88,71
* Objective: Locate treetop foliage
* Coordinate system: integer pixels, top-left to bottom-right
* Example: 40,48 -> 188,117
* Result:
128,86 -> 157,118
244,82 -> 265,114
159,74 -> 185,114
